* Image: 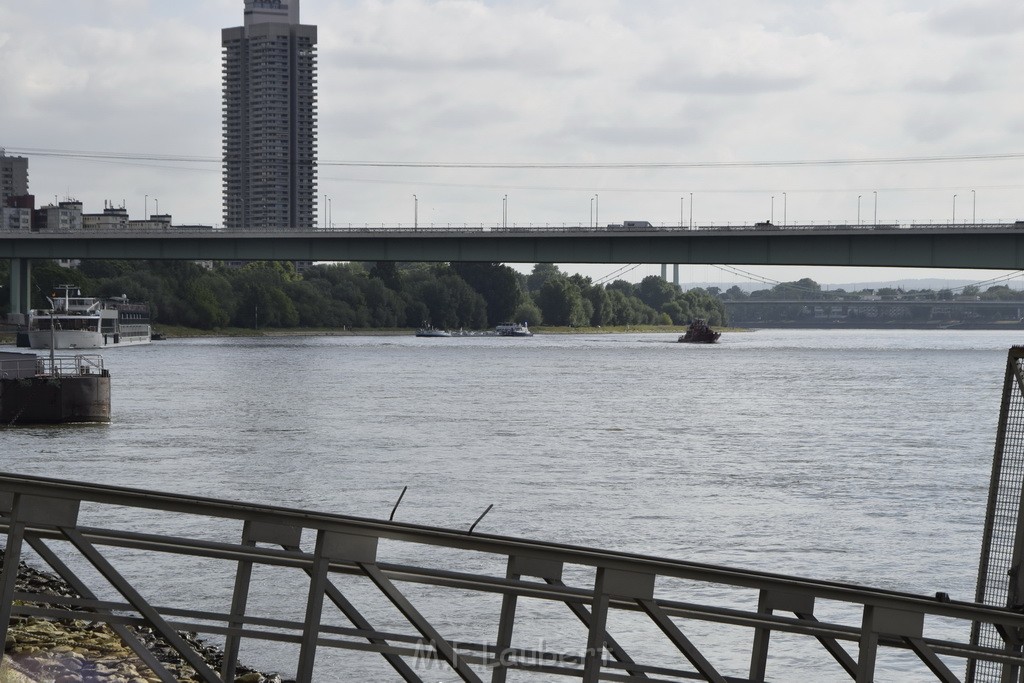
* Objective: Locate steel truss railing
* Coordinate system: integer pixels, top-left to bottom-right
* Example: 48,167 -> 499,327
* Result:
1,472 -> 1023,682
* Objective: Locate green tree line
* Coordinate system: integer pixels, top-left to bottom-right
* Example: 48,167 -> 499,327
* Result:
1,260 -> 727,330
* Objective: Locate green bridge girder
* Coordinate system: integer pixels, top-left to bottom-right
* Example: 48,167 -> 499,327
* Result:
3,224 -> 1024,269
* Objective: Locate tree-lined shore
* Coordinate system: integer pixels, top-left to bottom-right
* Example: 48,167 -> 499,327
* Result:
0,261 -> 726,332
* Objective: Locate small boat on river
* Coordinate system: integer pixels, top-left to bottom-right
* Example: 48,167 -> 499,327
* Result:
678,319 -> 720,344
415,325 -> 452,337
495,322 -> 533,337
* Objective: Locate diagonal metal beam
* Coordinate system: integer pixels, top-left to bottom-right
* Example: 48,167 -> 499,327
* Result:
359,561 -> 482,683
25,536 -> 179,683
795,611 -> 858,678
905,636 -> 962,683
283,543 -> 421,682
546,577 -> 650,679
636,597 -> 727,683
60,527 -> 223,683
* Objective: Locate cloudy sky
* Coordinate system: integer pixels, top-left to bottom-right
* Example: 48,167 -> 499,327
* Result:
3,0 -> 1024,288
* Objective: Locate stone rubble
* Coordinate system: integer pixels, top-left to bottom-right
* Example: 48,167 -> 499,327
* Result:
1,550 -> 295,683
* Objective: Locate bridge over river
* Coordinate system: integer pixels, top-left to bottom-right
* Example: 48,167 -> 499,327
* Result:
4,221 -> 1024,314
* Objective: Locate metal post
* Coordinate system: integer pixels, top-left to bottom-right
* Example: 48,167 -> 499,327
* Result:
581,570 -> 611,683
296,530 -> 332,682
857,606 -> 880,683
491,557 -> 521,683
0,505 -> 26,658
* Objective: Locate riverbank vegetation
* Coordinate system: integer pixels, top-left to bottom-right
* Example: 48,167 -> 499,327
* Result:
0,260 -> 727,332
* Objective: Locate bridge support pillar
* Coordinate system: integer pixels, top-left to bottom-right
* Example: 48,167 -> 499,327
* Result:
7,258 -> 30,320
660,263 -> 667,281
673,264 -> 679,287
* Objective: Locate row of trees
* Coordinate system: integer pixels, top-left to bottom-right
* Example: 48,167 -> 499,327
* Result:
2,260 -> 726,331
718,278 -> 1024,323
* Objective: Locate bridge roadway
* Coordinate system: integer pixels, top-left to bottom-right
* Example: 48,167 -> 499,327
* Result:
3,221 -> 1024,268
4,222 -> 1024,314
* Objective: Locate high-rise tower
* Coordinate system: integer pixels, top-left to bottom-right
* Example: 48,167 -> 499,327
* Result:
0,151 -> 29,209
222,0 -> 317,230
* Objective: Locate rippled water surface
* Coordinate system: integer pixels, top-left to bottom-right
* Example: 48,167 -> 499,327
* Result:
2,329 -> 1021,680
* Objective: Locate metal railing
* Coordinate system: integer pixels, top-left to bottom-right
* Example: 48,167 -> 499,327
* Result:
36,354 -> 106,378
0,354 -> 105,379
1,471 -> 1023,682
1,221 -> 1023,237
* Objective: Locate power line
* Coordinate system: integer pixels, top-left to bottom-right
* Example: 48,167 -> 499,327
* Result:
6,146 -> 1024,170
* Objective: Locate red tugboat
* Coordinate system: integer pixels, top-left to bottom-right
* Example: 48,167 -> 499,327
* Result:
678,319 -> 721,343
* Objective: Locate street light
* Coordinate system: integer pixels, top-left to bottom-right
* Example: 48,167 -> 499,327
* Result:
590,196 -> 594,228
594,194 -> 599,227
972,189 -> 976,224
503,194 -> 507,228
154,198 -> 159,215
680,196 -> 684,228
783,192 -> 787,227
770,195 -> 774,223
689,192 -> 693,229
953,194 -> 957,224
144,194 -> 148,219
413,194 -> 418,230
873,191 -> 877,225
857,195 -> 862,225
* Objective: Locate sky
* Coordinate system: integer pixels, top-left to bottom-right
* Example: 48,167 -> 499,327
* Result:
2,0 -> 1024,289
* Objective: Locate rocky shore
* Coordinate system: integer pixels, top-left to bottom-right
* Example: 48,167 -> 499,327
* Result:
1,550 -> 292,683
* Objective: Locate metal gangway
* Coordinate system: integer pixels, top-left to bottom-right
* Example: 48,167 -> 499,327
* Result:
1,472 -> 1024,682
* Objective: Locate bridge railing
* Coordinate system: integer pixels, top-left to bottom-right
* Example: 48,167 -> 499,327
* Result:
1,471 -> 1023,682
1,221 -> 1023,236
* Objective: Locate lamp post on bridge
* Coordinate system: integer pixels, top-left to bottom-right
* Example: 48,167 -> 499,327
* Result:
590,196 -> 594,228
953,194 -> 957,224
783,192 -> 787,227
503,194 -> 507,228
154,198 -> 159,216
770,195 -> 774,223
144,194 -> 148,220
594,193 -> 599,227
689,192 -> 693,229
413,194 -> 418,230
972,189 -> 976,224
857,195 -> 861,225
873,191 -> 877,225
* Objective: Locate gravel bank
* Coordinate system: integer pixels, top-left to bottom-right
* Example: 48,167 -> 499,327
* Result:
1,550 -> 293,683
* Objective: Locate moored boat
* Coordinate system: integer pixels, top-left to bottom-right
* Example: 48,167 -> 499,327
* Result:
415,325 -> 452,337
495,322 -> 533,337
678,319 -> 720,343
27,285 -> 152,350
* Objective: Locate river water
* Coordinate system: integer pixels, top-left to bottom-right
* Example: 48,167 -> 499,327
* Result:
2,328 -> 1021,681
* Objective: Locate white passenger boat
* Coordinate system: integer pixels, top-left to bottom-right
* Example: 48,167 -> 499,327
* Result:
27,285 -> 152,350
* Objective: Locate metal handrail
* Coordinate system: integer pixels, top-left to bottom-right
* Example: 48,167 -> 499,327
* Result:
2,221 -> 1023,236
0,471 -> 1021,682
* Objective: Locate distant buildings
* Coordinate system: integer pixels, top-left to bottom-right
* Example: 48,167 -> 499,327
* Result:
222,0 -> 318,231
1,151 -> 29,208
